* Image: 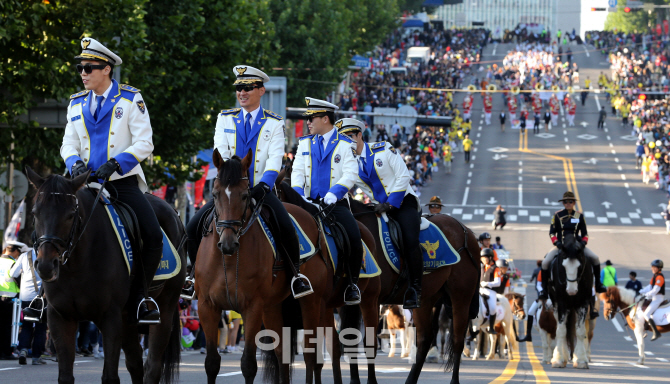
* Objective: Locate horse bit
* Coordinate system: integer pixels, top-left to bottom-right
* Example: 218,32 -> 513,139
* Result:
213,176 -> 261,240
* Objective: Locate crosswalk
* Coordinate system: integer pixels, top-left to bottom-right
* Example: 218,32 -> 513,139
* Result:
446,207 -> 664,226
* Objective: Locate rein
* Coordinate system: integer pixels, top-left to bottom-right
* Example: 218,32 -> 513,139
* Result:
34,181 -> 107,265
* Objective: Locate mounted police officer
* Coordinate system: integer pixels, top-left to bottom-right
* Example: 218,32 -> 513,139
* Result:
62,37 -> 161,324
184,65 -> 313,299
291,98 -> 362,305
337,118 -> 422,308
539,192 -> 606,305
480,248 -> 499,334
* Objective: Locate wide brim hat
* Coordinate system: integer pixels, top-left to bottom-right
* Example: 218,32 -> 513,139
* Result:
232,65 -> 270,85
74,37 -> 122,66
302,97 -> 339,116
558,191 -> 578,202
335,118 -> 365,135
424,196 -> 445,207
5,240 -> 30,253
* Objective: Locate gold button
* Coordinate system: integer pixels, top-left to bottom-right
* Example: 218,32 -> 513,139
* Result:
257,149 -> 260,152
84,158 -> 88,161
111,132 -> 115,135
256,160 -> 259,162
85,147 -> 88,150
110,145 -> 115,148
83,136 -> 87,139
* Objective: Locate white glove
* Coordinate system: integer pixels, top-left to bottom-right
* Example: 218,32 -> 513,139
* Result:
480,281 -> 488,288
645,292 -> 653,300
323,192 -> 337,205
301,195 -> 320,208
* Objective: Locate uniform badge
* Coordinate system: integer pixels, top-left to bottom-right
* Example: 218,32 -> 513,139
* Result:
263,130 -> 271,141
136,101 -> 146,114
236,67 -> 247,75
389,147 -> 397,154
334,154 -> 341,163
376,159 -> 383,167
114,106 -> 123,119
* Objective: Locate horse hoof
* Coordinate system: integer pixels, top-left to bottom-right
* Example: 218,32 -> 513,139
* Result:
637,359 -> 645,365
573,361 -> 589,369
426,356 -> 438,364
400,353 -> 409,358
551,361 -> 566,368
387,353 -> 394,358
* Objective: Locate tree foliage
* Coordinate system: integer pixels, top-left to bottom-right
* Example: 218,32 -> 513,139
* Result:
604,0 -> 655,33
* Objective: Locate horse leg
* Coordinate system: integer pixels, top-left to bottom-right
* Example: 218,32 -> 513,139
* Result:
360,300 -> 379,384
120,325 -> 144,384
404,297 -> 436,384
49,308 -> 78,384
540,328 -> 550,364
199,301 -> 223,383
551,317 -> 567,368
97,309 -> 124,384
388,329 -> 396,357
573,313 -> 588,369
326,311 -> 343,384
634,317 -> 646,365
241,305 -> 263,384
145,303 -> 180,383
485,332 -> 496,360
262,301 -> 292,384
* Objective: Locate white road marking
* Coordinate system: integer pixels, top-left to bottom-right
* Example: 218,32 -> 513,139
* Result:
529,215 -> 540,222
597,217 -> 609,224
470,163 -> 474,168
612,317 -> 624,332
377,368 -> 411,373
643,218 -> 654,225
584,211 -> 595,218
518,184 -> 523,207
485,214 -> 494,220
452,208 -> 463,214
563,124 -> 566,128
566,145 -> 570,150
621,174 -> 626,180
480,120 -> 483,124
607,135 -> 611,140
518,209 -> 528,216
564,137 -> 568,142
519,169 -> 523,174
508,215 -> 518,222
590,363 -> 613,367
462,187 -> 469,206
473,148 -> 478,152
615,158 -> 619,163
540,210 -> 550,217
631,198 -> 636,204
583,45 -> 590,57
627,190 -> 633,196
657,358 -> 669,362
468,172 -> 472,177
477,133 -> 481,137
519,161 -> 523,166
563,130 -> 567,135
467,179 -> 471,185
475,140 -> 479,145
617,165 -> 622,171
472,155 -> 476,161
612,149 -> 616,154
218,372 -> 243,377
492,43 -> 497,55
620,217 -> 632,224
627,363 -> 650,369
606,212 -> 617,218
629,212 -> 640,219
644,351 -> 654,356
624,336 -> 633,341
624,182 -> 629,188
605,128 -> 609,132
474,209 -> 485,215
462,213 -> 473,220
594,94 -> 601,110
609,143 -> 614,147
519,176 -> 522,181
0,368 -> 21,371
651,213 -> 662,220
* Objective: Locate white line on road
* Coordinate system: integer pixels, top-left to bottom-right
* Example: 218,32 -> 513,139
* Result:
583,44 -> 590,57
618,165 -> 623,171
621,174 -> 626,180
462,187 -> 469,206
563,130 -> 567,135
475,140 -> 479,145
609,143 -> 614,147
218,372 -> 243,377
519,176 -> 522,181
492,43 -> 497,56
624,336 -> 633,341
628,363 -> 650,369
627,190 -> 633,196
0,368 -> 21,371
470,163 -> 474,168
615,158 -> 619,163
564,137 -> 568,142
612,150 -> 616,154
518,184 -> 523,207
605,128 -> 609,132
472,155 -> 476,161
624,182 -> 629,188
632,199 -> 637,204
519,161 -> 523,166
595,94 -> 601,110
468,172 -> 472,177
607,135 -> 611,140
467,179 -> 471,184
612,318 -> 624,332
644,351 -> 654,356
566,145 -> 570,150
657,358 -> 669,362
478,126 -> 482,131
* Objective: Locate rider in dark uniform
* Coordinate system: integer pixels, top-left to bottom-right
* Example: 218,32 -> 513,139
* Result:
539,191 -> 606,319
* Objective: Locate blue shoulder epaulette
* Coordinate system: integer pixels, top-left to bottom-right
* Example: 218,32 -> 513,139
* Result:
299,134 -> 314,141
70,90 -> 88,99
264,109 -> 283,120
220,108 -> 241,115
370,142 -> 386,153
119,84 -> 140,93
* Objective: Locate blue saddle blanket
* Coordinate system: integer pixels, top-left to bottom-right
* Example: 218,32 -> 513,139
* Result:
320,221 -> 380,278
377,217 -> 460,273
257,213 -> 316,259
102,195 -> 181,281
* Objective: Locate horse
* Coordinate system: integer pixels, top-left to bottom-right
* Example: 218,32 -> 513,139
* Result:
491,292 -> 525,358
547,232 -> 592,369
25,167 -> 184,384
383,305 -> 412,358
601,286 -> 670,365
196,150 -> 381,384
276,163 -> 480,384
463,294 -> 516,360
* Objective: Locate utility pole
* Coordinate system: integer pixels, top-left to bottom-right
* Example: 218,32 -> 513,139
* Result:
5,131 -> 14,227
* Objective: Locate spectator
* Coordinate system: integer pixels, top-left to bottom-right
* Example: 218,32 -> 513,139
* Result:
598,106 -> 606,130
0,241 -> 26,360
224,310 -> 243,354
493,205 -> 507,230
492,236 -> 505,250
663,200 -> 670,234
463,134 -> 473,163
601,260 -> 618,288
10,247 -> 47,365
424,196 -> 445,215
625,271 -> 643,295
499,111 -> 506,132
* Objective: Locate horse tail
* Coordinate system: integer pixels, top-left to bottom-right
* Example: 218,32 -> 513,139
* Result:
442,311 -> 458,372
262,296 -> 300,384
160,309 -> 181,384
339,303 -> 362,354
566,310 -> 576,357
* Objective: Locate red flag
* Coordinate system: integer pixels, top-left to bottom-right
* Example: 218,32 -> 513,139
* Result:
194,165 -> 209,206
295,120 -> 304,137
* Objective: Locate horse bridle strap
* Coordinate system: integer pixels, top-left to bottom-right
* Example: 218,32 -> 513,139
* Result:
214,177 -> 260,240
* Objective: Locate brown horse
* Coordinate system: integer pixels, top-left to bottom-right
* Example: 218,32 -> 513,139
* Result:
492,292 -> 526,358
276,164 -> 480,384
601,286 -> 670,365
537,300 -> 557,364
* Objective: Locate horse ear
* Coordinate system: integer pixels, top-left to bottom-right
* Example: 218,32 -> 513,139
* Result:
241,149 -> 253,174
213,149 -> 224,169
25,166 -> 45,189
71,169 -> 92,191
598,292 -> 607,302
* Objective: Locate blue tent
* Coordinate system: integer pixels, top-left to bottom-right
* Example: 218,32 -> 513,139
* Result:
197,149 -> 213,163
351,55 -> 369,68
402,19 -> 424,28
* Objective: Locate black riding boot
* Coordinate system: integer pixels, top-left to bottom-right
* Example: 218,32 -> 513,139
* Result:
488,313 -> 497,335
517,315 -> 533,342
539,268 -> 550,300
648,319 -> 662,341
344,250 -> 362,305
134,245 -> 163,324
284,232 -> 313,299
403,249 -> 423,309
592,264 -> 607,293
590,295 -> 599,319
181,237 -> 200,299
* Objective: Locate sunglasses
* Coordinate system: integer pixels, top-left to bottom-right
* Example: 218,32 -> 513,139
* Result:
76,63 -> 107,74
563,200 -> 575,204
307,115 -> 326,122
235,85 -> 262,93
429,204 -> 441,208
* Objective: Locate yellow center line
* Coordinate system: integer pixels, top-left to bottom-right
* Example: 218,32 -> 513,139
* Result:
519,130 -> 583,212
526,341 -> 551,383
488,357 -> 520,384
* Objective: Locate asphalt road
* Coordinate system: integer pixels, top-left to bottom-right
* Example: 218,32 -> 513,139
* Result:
2,42 -> 669,383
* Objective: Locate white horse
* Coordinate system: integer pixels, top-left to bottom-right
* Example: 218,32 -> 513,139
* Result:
601,286 -> 670,365
533,299 -> 556,364
463,294 -> 516,360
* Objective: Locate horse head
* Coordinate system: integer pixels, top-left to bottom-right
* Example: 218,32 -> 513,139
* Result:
211,149 -> 253,256
600,286 -> 621,321
26,166 -> 91,282
506,293 -> 526,320
560,232 -> 585,296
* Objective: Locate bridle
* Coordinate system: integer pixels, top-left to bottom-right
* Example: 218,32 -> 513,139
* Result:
33,182 -> 106,265
213,176 -> 261,240
510,296 -> 525,319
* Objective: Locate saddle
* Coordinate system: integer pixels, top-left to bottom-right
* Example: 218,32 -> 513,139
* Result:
642,298 -> 670,311
319,211 -> 351,278
90,188 -> 143,260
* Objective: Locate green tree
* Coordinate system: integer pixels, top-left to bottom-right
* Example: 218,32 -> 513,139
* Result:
604,0 -> 655,33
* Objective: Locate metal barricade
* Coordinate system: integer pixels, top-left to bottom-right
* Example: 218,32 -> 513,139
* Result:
11,298 -> 21,347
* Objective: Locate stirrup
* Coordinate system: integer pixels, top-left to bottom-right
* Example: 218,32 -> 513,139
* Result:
137,297 -> 161,325
181,277 -> 196,300
23,296 -> 45,323
291,274 -> 314,299
344,284 -> 361,305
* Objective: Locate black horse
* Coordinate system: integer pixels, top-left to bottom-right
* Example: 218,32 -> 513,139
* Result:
548,232 -> 593,369
26,167 -> 184,384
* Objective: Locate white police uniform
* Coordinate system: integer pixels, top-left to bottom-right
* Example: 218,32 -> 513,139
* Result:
61,38 -> 153,192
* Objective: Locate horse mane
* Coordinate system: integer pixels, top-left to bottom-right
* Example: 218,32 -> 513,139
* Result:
504,292 -> 522,300
613,286 -> 636,306
34,174 -> 77,205
216,156 -> 245,187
